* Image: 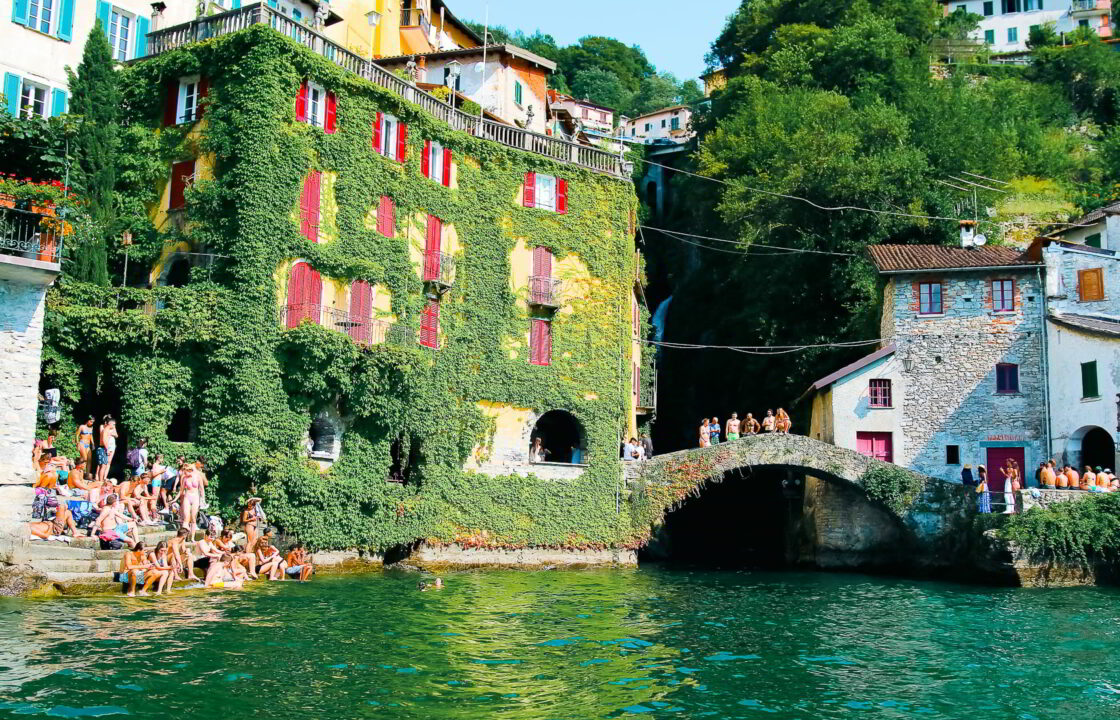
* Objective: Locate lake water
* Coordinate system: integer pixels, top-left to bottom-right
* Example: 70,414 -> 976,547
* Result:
0,568 -> 1118,719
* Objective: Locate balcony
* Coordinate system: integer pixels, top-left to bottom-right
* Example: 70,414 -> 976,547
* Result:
283,303 -> 406,347
141,3 -> 624,177
638,361 -> 657,414
422,251 -> 455,289
0,205 -> 63,277
1071,0 -> 1109,13
528,276 -> 562,308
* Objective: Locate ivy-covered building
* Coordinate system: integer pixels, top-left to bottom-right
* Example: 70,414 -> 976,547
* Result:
43,5 -> 653,554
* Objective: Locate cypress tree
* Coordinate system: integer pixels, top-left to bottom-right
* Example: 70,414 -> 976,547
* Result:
67,20 -> 119,286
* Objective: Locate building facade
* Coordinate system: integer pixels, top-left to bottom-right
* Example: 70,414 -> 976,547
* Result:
940,0 -> 1112,54
623,105 -> 693,145
324,0 -> 480,59
805,245 -> 1049,485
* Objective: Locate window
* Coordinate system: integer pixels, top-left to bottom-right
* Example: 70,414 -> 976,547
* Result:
946,445 -> 961,465
856,432 -> 893,463
1081,361 -> 1099,399
443,66 -> 461,92
630,128 -> 635,136
645,122 -> 651,132
300,170 -> 321,243
983,1 -> 994,15
522,172 -> 568,214
286,262 -> 323,328
868,379 -> 892,408
423,214 -> 443,282
419,299 -> 439,348
348,280 -> 373,345
1085,233 -> 1102,248
295,80 -> 336,132
1079,18 -> 1089,28
984,29 -> 995,44
514,80 -> 523,106
422,140 -> 451,186
996,363 -> 1020,394
661,119 -> 666,128
1024,0 -> 1040,9
376,195 -> 395,238
599,111 -> 607,122
1007,27 -> 1018,43
1078,268 -> 1104,302
992,279 -> 1014,312
169,160 -> 194,211
28,0 -> 54,34
530,319 -> 552,366
18,80 -> 47,119
918,282 -> 942,315
108,8 -> 132,61
178,76 -> 201,124
581,108 -> 589,119
373,112 -> 407,162
956,3 -> 966,10
671,117 -> 680,130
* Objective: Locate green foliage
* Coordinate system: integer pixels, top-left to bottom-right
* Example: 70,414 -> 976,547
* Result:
1000,494 -> 1120,568
935,8 -> 983,40
67,19 -> 119,286
859,463 -> 923,515
571,68 -> 631,116
0,112 -> 76,181
46,25 -> 642,553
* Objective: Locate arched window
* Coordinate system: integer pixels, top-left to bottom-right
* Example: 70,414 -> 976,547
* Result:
167,407 -> 192,443
308,408 -> 343,461
286,261 -> 323,328
530,410 -> 586,465
349,280 -> 373,344
165,257 -> 191,287
1081,427 -> 1115,471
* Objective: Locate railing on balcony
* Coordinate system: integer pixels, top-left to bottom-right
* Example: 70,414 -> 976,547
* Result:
282,302 -> 409,347
423,251 -> 454,288
528,276 -> 561,308
142,3 -> 624,177
638,361 -> 657,413
399,7 -> 432,37
0,205 -> 63,266
1071,0 -> 1108,12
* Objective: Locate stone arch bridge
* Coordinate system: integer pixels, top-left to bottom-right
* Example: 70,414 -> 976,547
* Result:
624,434 -> 977,570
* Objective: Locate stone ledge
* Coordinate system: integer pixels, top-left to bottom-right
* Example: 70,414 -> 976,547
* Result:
402,543 -> 637,570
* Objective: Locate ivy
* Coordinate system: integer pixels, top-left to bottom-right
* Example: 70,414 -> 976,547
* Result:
44,25 -> 653,553
858,462 -> 923,516
999,493 -> 1120,568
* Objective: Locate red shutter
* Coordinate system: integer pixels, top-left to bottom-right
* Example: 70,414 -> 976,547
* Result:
420,300 -> 439,348
530,319 -> 551,366
300,170 -> 321,243
523,171 -> 535,207
421,139 -> 431,177
169,160 -> 194,210
295,80 -> 308,122
325,92 -> 337,134
286,263 -> 322,328
378,195 -> 395,237
424,215 -> 442,281
197,78 -> 210,120
634,363 -> 640,398
442,147 -> 452,187
533,246 -> 552,278
163,82 -> 178,126
349,280 -> 372,344
396,123 -> 408,162
556,178 -> 568,214
372,111 -> 382,153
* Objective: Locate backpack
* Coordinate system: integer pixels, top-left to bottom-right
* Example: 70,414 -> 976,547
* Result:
99,534 -> 125,550
127,448 -> 142,468
31,494 -> 47,520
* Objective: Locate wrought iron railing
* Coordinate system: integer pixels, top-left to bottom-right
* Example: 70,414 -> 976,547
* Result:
1071,0 -> 1107,12
142,3 -> 624,177
283,302 -> 402,347
0,205 -> 63,265
638,362 -> 657,412
528,276 -> 561,307
399,7 -> 432,37
423,251 -> 455,287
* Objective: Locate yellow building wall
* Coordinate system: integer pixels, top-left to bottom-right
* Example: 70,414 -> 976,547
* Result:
149,120 -> 215,283
462,401 -> 533,471
324,0 -> 478,59
407,210 -> 461,281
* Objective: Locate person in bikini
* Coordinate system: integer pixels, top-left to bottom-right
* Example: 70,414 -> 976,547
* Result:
726,413 -> 741,441
168,527 -> 195,581
216,528 -> 258,580
141,541 -> 175,595
119,541 -> 149,597
75,416 -> 95,469
284,542 -> 314,581
240,498 -> 263,555
255,528 -> 287,580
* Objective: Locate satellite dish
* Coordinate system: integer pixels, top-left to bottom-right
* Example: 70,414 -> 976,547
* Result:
974,233 -> 987,246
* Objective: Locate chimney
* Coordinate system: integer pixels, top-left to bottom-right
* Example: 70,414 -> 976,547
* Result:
416,56 -> 427,83
150,2 -> 166,31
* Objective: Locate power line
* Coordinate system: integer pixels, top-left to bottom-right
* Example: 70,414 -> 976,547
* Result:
644,337 -> 885,355
643,225 -> 857,257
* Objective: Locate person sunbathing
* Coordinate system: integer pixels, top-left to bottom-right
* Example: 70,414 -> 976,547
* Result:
255,531 -> 287,580
205,553 -> 245,590
284,542 -> 314,582
93,495 -> 139,548
168,527 -> 195,581
29,503 -> 78,542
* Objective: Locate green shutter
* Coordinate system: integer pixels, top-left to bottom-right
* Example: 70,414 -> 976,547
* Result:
3,73 -> 21,116
57,0 -> 74,40
95,1 -> 111,38
1081,361 -> 1099,398
134,15 -> 149,58
233,0 -> 241,7
515,81 -> 522,105
51,88 -> 67,116
1086,233 -> 1102,248
11,0 -> 29,25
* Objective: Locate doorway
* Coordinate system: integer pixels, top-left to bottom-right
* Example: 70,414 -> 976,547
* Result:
856,431 -> 893,463
985,446 -> 1026,492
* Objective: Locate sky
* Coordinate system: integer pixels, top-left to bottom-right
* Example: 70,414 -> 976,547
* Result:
448,0 -> 743,81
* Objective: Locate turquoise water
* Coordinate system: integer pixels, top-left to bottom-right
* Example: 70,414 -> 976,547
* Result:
0,569 -> 1118,719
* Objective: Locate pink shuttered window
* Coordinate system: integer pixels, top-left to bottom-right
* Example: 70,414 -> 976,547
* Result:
300,170 -> 322,242
529,319 -> 552,366
377,195 -> 395,238
420,299 -> 440,348
523,171 -> 535,207
423,215 -> 442,282
349,280 -> 372,345
286,262 -> 322,328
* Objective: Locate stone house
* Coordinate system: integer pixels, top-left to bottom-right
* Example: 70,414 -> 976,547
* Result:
804,244 -> 1048,486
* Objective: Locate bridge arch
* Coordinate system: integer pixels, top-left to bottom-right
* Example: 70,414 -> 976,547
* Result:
624,434 -> 971,569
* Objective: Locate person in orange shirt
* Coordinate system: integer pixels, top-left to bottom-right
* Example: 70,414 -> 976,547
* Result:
1040,462 -> 1056,488
1055,465 -> 1069,489
1065,465 -> 1079,489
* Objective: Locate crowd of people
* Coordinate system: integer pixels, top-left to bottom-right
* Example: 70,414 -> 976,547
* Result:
961,458 -> 1118,515
699,409 -> 791,447
28,414 -> 315,595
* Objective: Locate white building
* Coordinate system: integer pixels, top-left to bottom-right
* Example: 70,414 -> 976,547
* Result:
623,105 -> 693,145
1039,204 -> 1120,472
941,0 -> 1112,55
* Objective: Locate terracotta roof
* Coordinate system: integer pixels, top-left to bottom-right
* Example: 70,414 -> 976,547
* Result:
1049,313 -> 1120,338
796,343 -> 896,404
867,244 -> 1039,273
377,44 -> 556,71
1055,200 -> 1120,235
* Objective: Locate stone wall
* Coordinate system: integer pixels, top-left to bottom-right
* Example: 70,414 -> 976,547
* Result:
886,269 -> 1047,482
0,265 -> 55,534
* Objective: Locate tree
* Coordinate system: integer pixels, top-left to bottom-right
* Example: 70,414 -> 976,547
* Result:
67,19 -> 119,286
679,79 -> 705,105
570,68 -> 631,113
935,7 -> 983,40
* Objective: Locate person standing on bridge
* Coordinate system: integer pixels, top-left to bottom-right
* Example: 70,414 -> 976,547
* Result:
726,413 -> 740,441
744,413 -> 760,435
698,419 -> 711,448
640,434 -> 653,458
775,408 -> 791,434
709,417 -> 721,445
761,410 -> 776,433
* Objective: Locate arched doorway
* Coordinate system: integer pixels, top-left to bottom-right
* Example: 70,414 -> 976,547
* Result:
530,410 -> 585,464
167,407 -> 193,443
1067,426 -> 1117,470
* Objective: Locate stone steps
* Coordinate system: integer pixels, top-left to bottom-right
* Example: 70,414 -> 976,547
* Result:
33,557 -> 120,574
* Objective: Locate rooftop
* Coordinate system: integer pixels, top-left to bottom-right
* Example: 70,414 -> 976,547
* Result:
142,2 -> 623,177
626,105 -> 692,123
1049,313 -> 1120,338
1054,200 -> 1120,235
377,43 -> 557,72
867,244 -> 1040,273
798,343 -> 896,403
